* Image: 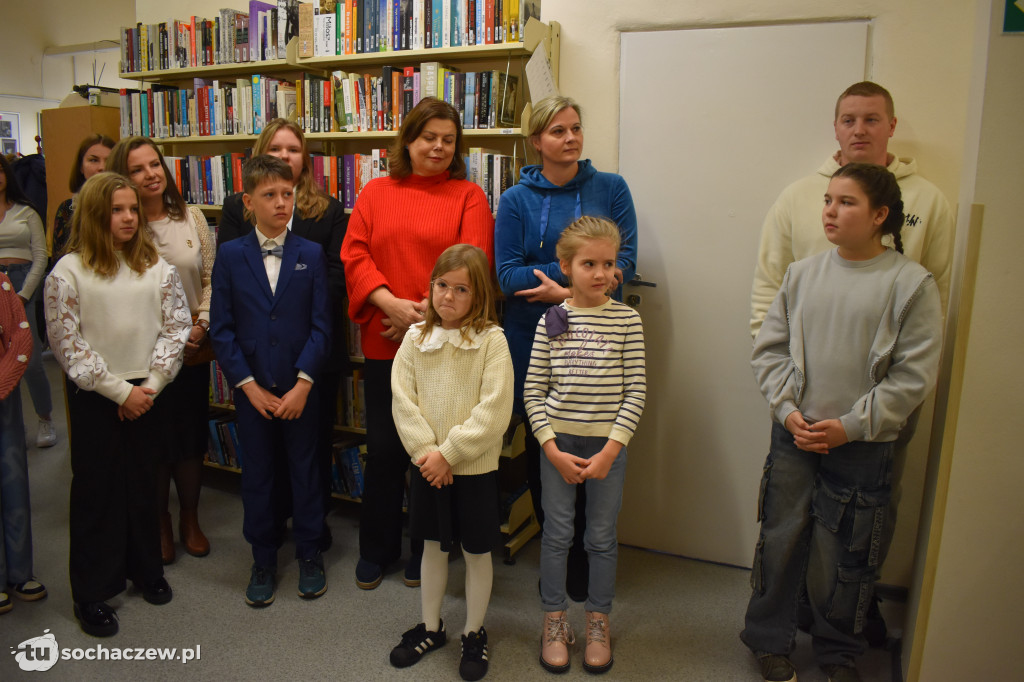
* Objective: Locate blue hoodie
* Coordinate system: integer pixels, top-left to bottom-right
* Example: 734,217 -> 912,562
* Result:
495,159 -> 638,410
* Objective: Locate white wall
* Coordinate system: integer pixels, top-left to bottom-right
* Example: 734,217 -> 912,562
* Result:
913,2 -> 1024,679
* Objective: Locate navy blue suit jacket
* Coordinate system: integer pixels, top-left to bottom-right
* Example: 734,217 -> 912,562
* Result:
210,229 -> 330,392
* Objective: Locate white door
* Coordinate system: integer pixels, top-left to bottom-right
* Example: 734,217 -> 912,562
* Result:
617,22 -> 868,566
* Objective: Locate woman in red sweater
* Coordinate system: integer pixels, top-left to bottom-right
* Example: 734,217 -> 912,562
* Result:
341,97 -> 494,590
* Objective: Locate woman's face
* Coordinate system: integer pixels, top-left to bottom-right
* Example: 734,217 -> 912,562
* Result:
265,128 -> 305,182
532,107 -> 583,168
408,118 -> 457,176
81,144 -> 112,182
125,144 -> 167,205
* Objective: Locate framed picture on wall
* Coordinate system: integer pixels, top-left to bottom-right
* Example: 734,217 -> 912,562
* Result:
0,112 -> 19,156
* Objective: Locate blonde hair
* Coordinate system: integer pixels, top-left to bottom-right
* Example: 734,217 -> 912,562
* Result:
67,172 -> 159,278
555,216 -> 621,266
106,136 -> 188,221
254,118 -> 329,221
418,244 -> 498,344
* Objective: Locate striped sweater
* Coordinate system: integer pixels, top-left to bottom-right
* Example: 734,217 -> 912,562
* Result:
524,299 -> 646,446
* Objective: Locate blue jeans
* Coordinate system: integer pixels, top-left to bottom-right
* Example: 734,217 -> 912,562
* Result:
1,263 -> 52,417
1,389 -> 34,585
740,422 -> 894,667
540,433 -> 627,614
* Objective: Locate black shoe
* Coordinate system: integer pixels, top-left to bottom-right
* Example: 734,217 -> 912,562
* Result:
757,653 -> 796,682
74,601 -> 119,637
355,557 -> 383,590
460,627 -> 489,681
136,576 -> 173,605
404,555 -> 422,587
864,596 -> 888,648
390,621 -> 447,668
566,546 -> 589,603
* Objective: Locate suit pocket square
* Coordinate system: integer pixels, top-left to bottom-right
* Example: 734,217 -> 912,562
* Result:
295,263 -> 308,271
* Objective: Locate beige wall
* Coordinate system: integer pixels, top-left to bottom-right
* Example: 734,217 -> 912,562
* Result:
913,1 -> 1024,679
0,0 -> 135,97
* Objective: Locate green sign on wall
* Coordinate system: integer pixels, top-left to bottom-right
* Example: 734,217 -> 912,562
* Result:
1006,0 -> 1024,33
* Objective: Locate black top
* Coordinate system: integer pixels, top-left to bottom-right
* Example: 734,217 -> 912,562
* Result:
217,191 -> 349,369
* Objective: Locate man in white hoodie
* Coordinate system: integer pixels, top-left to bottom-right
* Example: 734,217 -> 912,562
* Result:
750,81 -> 954,339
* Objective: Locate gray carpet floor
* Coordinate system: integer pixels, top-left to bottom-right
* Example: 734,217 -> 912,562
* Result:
1,356 -> 901,681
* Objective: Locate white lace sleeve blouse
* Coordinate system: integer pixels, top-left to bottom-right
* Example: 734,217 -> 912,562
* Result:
44,253 -> 191,405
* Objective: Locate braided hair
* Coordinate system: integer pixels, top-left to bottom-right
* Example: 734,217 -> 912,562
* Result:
831,163 -> 905,253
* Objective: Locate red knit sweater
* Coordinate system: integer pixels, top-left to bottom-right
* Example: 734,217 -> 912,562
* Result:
0,273 -> 33,400
341,172 -> 494,360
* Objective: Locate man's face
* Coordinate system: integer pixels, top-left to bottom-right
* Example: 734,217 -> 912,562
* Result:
834,94 -> 896,166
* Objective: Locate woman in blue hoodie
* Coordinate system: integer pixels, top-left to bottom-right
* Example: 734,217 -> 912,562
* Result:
495,95 -> 637,600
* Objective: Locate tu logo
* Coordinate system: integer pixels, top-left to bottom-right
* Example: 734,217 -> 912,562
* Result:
10,629 -> 59,672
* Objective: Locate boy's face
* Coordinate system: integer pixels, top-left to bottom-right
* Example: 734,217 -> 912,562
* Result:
243,178 -> 294,238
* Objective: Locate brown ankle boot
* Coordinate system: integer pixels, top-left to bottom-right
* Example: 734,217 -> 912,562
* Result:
540,611 -> 574,673
160,512 -> 175,565
179,509 -> 210,557
583,611 -> 613,673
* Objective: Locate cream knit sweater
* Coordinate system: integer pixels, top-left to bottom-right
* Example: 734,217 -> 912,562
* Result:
391,322 -> 514,476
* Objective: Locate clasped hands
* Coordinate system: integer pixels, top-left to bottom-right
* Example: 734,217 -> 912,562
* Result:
242,378 -> 311,420
416,450 -> 453,489
380,297 -> 428,342
543,440 -> 620,484
784,410 -> 848,454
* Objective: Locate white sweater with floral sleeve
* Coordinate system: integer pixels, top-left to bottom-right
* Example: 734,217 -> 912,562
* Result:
45,253 -> 191,406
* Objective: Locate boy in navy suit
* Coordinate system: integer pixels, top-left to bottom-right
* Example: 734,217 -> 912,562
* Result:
210,155 -> 331,607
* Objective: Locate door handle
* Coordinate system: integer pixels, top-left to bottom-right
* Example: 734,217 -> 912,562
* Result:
625,273 -> 657,287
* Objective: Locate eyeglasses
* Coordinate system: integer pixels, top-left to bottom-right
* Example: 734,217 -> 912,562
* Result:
431,279 -> 472,300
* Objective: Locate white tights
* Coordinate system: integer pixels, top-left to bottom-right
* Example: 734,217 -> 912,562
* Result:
421,539 -> 493,636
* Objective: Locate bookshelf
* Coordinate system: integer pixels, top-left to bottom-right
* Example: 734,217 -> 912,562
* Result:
124,11 -> 556,556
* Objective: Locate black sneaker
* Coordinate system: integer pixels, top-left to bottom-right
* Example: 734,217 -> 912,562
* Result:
390,621 -> 447,668
822,663 -> 862,682
459,627 -> 489,681
757,653 -> 797,682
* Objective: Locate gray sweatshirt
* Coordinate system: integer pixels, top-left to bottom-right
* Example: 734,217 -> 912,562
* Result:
752,248 -> 942,443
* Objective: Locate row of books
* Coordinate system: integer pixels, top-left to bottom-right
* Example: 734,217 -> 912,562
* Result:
210,361 -> 235,405
117,65 -> 516,140
161,144 -> 517,211
118,74 -> 295,140
330,441 -> 367,498
300,0 -> 538,57
120,0 -> 540,73
342,369 -> 367,429
207,416 -> 246,468
299,66 -> 517,134
120,1 -> 300,73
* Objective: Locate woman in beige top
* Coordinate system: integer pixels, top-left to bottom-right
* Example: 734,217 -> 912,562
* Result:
107,137 -> 215,564
0,154 -> 55,448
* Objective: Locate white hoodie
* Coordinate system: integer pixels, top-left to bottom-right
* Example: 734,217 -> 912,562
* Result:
749,153 -> 954,338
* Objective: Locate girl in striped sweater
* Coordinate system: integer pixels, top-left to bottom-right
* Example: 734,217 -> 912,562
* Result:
524,216 -> 647,674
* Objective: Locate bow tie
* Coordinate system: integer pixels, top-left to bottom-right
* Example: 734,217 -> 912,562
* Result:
262,244 -> 283,258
